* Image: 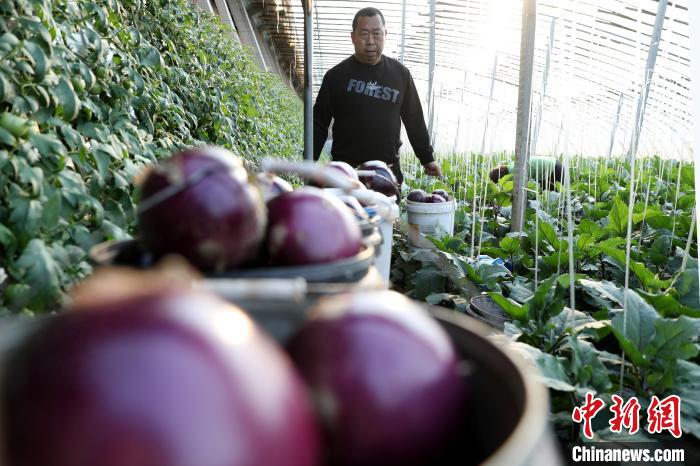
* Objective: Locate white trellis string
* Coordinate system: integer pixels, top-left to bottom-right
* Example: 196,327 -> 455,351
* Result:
680,208 -> 696,273
669,159 -> 684,255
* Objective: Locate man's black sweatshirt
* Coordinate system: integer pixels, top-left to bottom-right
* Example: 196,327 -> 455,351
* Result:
313,55 -> 434,183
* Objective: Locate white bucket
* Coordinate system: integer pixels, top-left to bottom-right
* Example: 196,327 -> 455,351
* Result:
374,214 -> 395,286
366,198 -> 398,287
405,199 -> 456,246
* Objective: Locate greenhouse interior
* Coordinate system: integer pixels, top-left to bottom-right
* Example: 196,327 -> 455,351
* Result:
0,0 -> 698,464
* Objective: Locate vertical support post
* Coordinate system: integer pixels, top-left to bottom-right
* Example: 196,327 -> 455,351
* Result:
480,55 -> 498,155
213,0 -> 236,32
430,83 -> 443,143
690,2 -> 700,298
194,0 -> 215,14
511,0 -> 537,233
303,0 -> 313,160
627,0 -> 668,164
400,0 -> 407,64
607,92 -> 624,159
427,0 -> 437,139
225,0 -> 268,71
531,18 -> 556,156
565,154 -> 576,311
453,71 -> 467,154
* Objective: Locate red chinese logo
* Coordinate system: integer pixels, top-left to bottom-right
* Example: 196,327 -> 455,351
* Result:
572,393 -> 682,439
572,393 -> 606,439
647,395 -> 682,438
609,394 -> 641,434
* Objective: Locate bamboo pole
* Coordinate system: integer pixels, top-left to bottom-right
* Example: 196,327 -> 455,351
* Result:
680,209 -> 696,273
427,0 -> 437,139
626,0 -> 668,165
302,0 -> 313,161
511,0 -> 537,233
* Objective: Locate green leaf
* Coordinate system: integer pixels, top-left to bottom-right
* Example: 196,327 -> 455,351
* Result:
0,112 -> 29,137
510,342 -> 576,392
487,292 -> 527,321
638,290 -> 700,318
91,146 -> 111,181
70,224 -> 98,251
596,236 -> 626,250
578,219 -> 606,240
0,126 -> 16,146
538,221 -> 560,250
524,275 -> 564,322
646,364 -> 677,393
41,189 -> 62,230
23,40 -> 48,81
576,234 -> 596,253
651,316 -> 700,362
127,68 -> 145,95
28,132 -> 66,158
672,269 -> 700,309
14,239 -> 62,310
0,70 -> 16,103
648,235 -> 671,266
101,220 -> 129,241
675,361 -> 700,438
18,17 -> 52,51
54,78 -> 80,121
444,236 -> 466,252
9,196 -> 42,236
499,236 -> 521,255
503,278 -> 534,303
497,173 -> 513,188
609,290 -> 658,367
567,336 -> 612,392
676,193 -> 695,211
59,125 -> 83,150
0,223 -> 16,251
0,32 -> 19,48
77,63 -> 96,92
557,273 -> 586,289
635,205 -> 663,223
646,214 -> 674,231
605,196 -> 630,237
473,260 -> 510,290
599,244 -> 668,292
547,306 -> 601,337
66,27 -> 100,62
57,169 -> 88,206
78,122 -> 111,142
540,252 -> 568,270
138,44 -> 164,68
4,284 -> 32,310
412,267 -> 446,300
15,157 -> 43,195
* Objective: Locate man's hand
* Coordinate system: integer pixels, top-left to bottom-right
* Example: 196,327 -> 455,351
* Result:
423,161 -> 442,177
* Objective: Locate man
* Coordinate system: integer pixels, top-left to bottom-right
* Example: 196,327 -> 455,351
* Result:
489,156 -> 563,190
313,7 -> 441,185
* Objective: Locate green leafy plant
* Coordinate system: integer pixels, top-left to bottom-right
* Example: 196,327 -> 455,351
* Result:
396,152 -> 699,443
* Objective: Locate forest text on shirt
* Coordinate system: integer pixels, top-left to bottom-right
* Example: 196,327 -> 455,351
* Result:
346,79 -> 400,103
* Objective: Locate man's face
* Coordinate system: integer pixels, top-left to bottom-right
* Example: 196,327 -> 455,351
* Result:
351,15 -> 386,65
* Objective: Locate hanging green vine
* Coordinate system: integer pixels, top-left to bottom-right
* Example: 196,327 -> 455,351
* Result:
0,0 -> 303,314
